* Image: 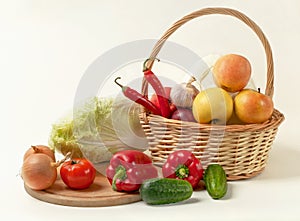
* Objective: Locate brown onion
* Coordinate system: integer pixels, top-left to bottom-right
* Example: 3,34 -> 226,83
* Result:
21,152 -> 70,190
23,145 -> 55,162
171,108 -> 196,122
22,153 -> 57,190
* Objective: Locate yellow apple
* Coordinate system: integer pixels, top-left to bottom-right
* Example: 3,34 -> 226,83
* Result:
192,87 -> 233,124
234,89 -> 274,124
213,54 -> 251,93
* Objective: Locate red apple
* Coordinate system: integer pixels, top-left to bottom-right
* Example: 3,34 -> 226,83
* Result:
234,88 -> 274,124
213,54 -> 251,93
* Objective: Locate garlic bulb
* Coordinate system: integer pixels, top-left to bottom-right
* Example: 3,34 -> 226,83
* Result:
170,77 -> 199,108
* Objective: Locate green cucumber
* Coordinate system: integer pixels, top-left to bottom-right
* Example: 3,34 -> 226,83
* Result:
204,164 -> 227,199
140,178 -> 193,205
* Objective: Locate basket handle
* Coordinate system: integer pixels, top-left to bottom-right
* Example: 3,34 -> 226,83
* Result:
142,7 -> 274,98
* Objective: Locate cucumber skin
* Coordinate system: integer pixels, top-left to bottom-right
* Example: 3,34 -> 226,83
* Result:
140,178 -> 193,205
204,164 -> 227,199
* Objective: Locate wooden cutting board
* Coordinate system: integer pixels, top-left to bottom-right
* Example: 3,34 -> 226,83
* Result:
24,172 -> 141,207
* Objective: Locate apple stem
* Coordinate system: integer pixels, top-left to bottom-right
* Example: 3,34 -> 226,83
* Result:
258,88 -> 261,93
211,119 -> 219,124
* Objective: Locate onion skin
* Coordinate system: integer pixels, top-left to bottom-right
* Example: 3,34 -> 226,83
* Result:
171,108 -> 196,122
23,145 -> 55,162
22,153 -> 57,190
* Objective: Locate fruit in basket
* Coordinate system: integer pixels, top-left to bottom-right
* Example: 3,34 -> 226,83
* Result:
234,88 -> 274,123
171,108 -> 196,122
203,164 -> 227,199
226,110 -> 245,125
170,76 -> 199,108
140,178 -> 193,205
192,87 -> 233,124
212,54 -> 251,92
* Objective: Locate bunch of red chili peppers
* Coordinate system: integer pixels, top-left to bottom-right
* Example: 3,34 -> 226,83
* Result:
114,58 -> 171,118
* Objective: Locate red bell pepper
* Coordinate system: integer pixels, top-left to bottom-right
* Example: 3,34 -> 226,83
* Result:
106,150 -> 158,192
162,150 -> 204,189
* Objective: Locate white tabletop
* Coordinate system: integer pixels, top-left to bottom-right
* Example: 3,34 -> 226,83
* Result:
2,1 -> 299,220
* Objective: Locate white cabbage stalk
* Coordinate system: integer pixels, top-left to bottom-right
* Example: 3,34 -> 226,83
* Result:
49,96 -> 148,163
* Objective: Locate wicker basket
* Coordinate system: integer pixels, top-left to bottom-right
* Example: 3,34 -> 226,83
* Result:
139,7 -> 285,180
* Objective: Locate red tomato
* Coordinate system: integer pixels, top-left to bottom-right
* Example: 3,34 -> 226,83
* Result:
60,158 -> 96,190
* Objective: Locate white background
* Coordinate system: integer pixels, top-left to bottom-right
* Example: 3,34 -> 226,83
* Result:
1,0 -> 300,220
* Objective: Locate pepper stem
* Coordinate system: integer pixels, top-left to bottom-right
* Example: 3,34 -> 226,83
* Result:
175,164 -> 190,179
143,57 -> 160,71
112,165 -> 127,191
114,77 -> 123,88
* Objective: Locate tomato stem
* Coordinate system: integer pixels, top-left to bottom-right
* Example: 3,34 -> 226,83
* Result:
71,160 -> 78,165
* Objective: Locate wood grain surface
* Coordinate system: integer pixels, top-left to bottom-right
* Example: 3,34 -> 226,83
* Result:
24,172 -> 141,207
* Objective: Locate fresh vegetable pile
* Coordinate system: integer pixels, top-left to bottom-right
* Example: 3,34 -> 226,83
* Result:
104,149 -> 227,205
21,145 -> 227,205
21,145 -> 96,190
22,53 -> 275,206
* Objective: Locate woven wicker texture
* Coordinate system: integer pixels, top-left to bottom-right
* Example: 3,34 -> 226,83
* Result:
139,8 -> 285,180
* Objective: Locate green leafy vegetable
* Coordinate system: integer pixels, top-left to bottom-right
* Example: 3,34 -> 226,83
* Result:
49,96 -> 148,163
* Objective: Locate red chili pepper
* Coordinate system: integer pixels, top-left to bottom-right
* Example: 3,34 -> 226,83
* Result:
114,77 -> 161,115
106,150 -> 158,192
162,150 -> 204,189
143,58 -> 171,118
